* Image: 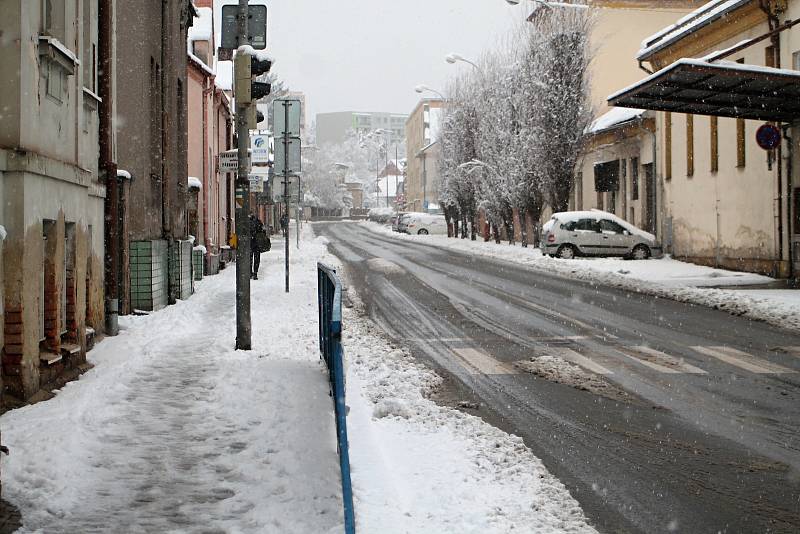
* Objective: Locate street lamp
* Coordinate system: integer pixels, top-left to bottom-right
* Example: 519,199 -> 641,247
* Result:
415,84 -> 447,101
445,53 -> 482,72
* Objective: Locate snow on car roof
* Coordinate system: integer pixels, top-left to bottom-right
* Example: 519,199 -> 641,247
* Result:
550,210 -> 656,242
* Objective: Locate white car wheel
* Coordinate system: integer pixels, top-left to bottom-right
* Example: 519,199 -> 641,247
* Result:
631,244 -> 651,260
417,229 -> 429,235
556,244 -> 577,259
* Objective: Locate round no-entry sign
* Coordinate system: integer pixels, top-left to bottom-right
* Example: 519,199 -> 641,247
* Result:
756,124 -> 781,151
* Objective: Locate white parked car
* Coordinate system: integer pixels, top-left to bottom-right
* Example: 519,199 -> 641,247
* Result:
404,213 -> 448,235
541,210 -> 662,260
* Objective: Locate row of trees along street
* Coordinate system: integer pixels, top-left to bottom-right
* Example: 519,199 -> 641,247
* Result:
439,9 -> 592,246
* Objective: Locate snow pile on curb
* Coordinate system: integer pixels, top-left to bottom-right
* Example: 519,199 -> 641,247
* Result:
359,222 -> 800,334
335,277 -> 598,532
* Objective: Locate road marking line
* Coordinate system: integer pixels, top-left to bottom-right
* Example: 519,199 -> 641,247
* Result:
546,347 -> 614,376
452,348 -> 518,375
692,346 -> 797,375
621,346 -> 708,375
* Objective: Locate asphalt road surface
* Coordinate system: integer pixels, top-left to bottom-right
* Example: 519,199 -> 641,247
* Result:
316,221 -> 800,534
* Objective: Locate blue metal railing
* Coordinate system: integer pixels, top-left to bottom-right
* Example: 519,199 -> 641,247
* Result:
317,263 -> 356,534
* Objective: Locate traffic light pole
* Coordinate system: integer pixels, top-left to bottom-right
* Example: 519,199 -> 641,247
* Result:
235,0 -> 252,350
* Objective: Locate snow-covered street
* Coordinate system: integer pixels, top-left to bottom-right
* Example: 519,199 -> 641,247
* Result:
361,222 -> 800,333
0,229 -> 599,533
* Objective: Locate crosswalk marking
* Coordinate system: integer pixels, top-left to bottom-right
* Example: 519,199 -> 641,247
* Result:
546,347 -> 614,376
452,348 -> 518,375
692,346 -> 797,375
621,346 -> 708,375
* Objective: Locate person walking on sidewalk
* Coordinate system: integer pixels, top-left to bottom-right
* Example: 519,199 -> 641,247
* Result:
250,214 -> 270,280
280,213 -> 289,238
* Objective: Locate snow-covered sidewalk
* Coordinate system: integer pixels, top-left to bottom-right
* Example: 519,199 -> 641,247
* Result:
361,222 -> 800,333
1,238 -> 344,533
1,228 -> 598,533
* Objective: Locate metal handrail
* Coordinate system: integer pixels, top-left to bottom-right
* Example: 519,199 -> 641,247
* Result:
317,263 -> 355,534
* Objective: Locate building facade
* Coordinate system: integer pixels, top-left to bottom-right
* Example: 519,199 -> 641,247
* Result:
584,1 -> 705,115
316,111 -> 407,148
0,0 -> 105,401
405,99 -> 444,212
187,3 -> 234,275
609,0 -> 799,277
115,0 -> 196,312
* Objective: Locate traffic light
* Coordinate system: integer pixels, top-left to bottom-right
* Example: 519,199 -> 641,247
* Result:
251,57 -> 272,101
234,54 -> 273,104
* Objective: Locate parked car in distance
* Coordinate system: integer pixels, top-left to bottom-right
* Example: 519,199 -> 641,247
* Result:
368,207 -> 395,223
397,212 -> 418,234
404,213 -> 448,235
541,210 -> 663,260
391,212 -> 407,232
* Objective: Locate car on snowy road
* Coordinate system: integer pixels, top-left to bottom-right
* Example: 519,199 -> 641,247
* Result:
404,213 -> 448,235
541,210 -> 662,260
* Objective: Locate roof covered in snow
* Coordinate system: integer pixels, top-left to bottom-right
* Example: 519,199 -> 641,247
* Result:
638,0 -> 750,61
609,57 -> 800,123
586,107 -> 645,135
188,7 -> 213,44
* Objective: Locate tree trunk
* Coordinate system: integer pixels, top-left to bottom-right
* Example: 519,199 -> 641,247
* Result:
492,223 -> 501,244
519,207 -> 528,248
470,207 -> 477,241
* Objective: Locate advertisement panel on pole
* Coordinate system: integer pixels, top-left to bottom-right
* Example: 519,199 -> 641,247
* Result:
251,134 -> 270,164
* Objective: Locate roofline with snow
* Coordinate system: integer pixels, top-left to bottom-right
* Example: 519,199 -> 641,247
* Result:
637,0 -> 753,62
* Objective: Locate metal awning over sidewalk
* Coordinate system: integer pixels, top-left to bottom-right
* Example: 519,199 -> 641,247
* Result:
608,58 -> 800,123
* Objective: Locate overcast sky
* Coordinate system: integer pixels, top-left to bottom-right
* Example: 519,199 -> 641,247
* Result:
225,0 -> 525,122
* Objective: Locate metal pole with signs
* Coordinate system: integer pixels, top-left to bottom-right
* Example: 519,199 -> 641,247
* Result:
273,98 -> 302,293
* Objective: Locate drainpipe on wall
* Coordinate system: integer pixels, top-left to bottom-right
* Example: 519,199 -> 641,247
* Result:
766,6 -> 785,274
202,79 -> 215,250
784,125 -> 794,280
99,0 -> 119,336
161,0 -> 171,242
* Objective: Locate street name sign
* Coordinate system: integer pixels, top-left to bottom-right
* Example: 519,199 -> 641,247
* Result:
249,174 -> 264,193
